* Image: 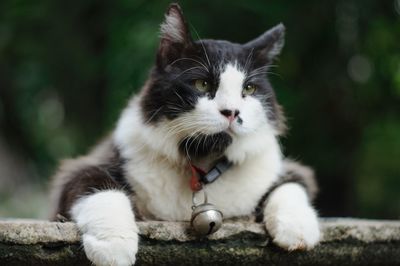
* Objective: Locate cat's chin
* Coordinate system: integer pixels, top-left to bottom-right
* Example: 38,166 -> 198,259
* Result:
225,124 -> 249,137
209,121 -> 242,137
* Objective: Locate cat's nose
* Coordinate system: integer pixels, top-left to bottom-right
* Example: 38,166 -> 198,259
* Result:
220,109 -> 240,122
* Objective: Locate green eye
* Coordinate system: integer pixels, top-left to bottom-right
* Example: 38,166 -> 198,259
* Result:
243,84 -> 257,96
194,79 -> 210,92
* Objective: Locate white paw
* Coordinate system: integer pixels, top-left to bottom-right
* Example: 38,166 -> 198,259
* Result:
82,233 -> 138,266
266,205 -> 320,251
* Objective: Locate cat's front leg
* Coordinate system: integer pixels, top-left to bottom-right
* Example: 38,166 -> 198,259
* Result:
71,190 -> 138,266
264,183 -> 320,250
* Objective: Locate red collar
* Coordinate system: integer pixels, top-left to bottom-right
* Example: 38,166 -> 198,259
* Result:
190,164 -> 205,191
189,157 -> 233,192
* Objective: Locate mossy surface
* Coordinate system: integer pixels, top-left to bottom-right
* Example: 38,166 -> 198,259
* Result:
1,219 -> 400,265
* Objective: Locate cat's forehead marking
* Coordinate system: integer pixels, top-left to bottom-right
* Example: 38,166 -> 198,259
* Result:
218,63 -> 245,94
214,63 -> 246,108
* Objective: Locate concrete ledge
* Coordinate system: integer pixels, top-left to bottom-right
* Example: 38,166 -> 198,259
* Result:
1,218 -> 400,265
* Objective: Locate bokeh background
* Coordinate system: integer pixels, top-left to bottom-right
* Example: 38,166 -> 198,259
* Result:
0,0 -> 399,219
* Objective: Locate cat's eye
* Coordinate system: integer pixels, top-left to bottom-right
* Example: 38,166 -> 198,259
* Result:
194,79 -> 210,92
243,84 -> 257,96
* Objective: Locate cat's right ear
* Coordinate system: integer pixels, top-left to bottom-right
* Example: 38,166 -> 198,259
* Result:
244,23 -> 285,63
157,3 -> 193,68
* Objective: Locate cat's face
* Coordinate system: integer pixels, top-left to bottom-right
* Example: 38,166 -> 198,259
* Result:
141,4 -> 285,159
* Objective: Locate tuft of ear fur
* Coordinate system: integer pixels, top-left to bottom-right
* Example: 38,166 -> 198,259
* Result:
160,3 -> 190,43
157,3 -> 192,68
244,23 -> 285,61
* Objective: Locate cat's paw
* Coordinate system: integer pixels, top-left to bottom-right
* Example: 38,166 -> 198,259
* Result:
265,205 -> 320,251
82,233 -> 138,266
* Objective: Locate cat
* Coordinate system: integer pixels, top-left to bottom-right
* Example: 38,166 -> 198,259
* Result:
50,3 -> 320,266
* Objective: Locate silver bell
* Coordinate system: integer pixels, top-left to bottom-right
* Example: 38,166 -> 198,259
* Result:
190,191 -> 223,236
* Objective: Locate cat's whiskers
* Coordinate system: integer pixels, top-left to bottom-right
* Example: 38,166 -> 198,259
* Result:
247,64 -> 281,79
180,126 -> 208,159
187,131 -> 201,158
190,25 -> 211,68
256,92 -> 274,100
252,65 -> 270,71
165,106 -> 185,114
193,56 -> 210,72
201,125 -> 215,156
192,125 -> 211,156
247,70 -> 281,79
198,40 -> 211,68
167,118 -> 201,133
169,124 -> 205,140
163,119 -> 205,147
168,57 -> 209,73
167,114 -> 219,139
244,48 -> 255,72
249,65 -> 272,74
210,134 -> 217,154
247,69 -> 269,78
181,131 -> 197,160
173,116 -> 221,133
144,106 -> 163,124
254,65 -> 278,72
173,90 -> 186,105
174,66 -> 206,80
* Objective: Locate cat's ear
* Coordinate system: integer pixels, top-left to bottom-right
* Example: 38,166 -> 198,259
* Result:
157,3 -> 193,68
244,23 -> 285,62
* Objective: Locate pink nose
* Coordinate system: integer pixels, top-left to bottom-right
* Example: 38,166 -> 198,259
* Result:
220,109 -> 240,122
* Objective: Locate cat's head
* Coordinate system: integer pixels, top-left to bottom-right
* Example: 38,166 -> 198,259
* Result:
141,3 -> 286,160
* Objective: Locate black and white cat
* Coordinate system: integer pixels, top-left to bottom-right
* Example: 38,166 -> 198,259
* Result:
50,3 -> 320,266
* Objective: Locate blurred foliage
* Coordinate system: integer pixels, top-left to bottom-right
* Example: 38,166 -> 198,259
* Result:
0,0 -> 399,219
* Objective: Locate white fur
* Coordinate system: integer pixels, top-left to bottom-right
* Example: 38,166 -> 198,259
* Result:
114,98 -> 184,164
264,183 -> 320,250
71,191 -> 139,266
112,62 -> 320,252
113,63 -> 283,221
215,64 -> 245,110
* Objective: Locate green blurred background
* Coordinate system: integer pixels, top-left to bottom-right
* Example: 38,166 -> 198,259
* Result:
0,0 -> 399,219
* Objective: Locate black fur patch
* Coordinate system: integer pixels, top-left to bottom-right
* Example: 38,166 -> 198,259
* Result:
179,132 -> 232,158
54,147 -> 136,220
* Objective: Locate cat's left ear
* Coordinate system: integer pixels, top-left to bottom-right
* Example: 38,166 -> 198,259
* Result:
244,23 -> 285,62
157,3 -> 193,68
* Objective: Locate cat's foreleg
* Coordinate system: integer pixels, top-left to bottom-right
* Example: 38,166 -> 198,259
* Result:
263,182 -> 320,250
71,190 -> 139,266
51,154 -> 139,266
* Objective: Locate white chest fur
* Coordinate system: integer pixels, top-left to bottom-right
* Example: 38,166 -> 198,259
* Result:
114,98 -> 283,221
